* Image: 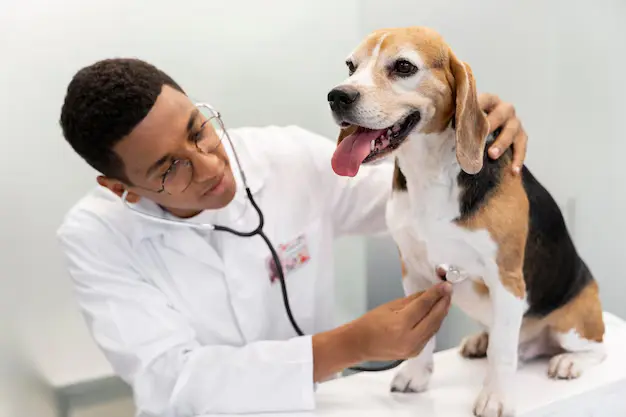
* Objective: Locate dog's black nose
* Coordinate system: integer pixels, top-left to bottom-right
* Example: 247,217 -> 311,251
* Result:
328,87 -> 360,112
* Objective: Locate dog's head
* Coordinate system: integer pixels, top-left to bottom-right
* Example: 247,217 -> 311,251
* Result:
328,27 -> 489,177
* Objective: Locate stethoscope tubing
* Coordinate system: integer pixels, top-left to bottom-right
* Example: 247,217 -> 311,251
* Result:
121,118 -> 405,373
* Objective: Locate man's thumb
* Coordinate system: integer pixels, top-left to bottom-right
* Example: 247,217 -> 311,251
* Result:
405,283 -> 451,318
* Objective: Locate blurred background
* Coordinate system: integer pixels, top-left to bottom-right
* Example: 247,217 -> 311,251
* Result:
1,0 -> 624,416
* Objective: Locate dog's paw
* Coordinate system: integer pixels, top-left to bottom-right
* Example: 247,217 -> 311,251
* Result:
548,353 -> 584,379
473,386 -> 514,417
390,360 -> 433,393
460,332 -> 489,358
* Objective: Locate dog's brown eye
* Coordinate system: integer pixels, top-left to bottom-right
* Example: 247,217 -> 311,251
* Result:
346,60 -> 356,75
393,60 -> 418,76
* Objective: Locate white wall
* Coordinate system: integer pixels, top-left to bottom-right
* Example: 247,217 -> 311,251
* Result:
359,0 -> 626,348
0,0 -> 366,389
0,337 -> 60,417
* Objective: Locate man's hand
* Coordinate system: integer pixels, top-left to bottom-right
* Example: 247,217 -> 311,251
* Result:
312,282 -> 452,381
478,93 -> 528,175
349,282 -> 452,362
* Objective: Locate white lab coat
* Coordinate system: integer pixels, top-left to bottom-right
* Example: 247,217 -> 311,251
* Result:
57,125 -> 394,417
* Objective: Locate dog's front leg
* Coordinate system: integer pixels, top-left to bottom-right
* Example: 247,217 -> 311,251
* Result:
390,273 -> 436,393
474,266 -> 525,417
390,336 -> 436,393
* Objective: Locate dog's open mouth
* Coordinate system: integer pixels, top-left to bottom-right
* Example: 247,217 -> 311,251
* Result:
331,111 -> 421,177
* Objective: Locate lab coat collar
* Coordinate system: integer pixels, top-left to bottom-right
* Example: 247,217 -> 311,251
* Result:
127,128 -> 268,247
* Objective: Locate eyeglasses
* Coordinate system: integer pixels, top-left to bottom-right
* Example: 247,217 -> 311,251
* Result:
148,103 -> 226,195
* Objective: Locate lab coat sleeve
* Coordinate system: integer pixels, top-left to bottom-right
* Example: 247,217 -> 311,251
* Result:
328,160 -> 395,236
285,125 -> 395,237
57,215 -> 316,416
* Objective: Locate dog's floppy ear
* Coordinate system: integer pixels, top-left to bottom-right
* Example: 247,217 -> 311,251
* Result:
450,51 -> 489,174
336,124 -> 358,145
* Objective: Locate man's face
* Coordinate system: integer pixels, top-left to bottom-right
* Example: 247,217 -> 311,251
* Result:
99,85 -> 237,218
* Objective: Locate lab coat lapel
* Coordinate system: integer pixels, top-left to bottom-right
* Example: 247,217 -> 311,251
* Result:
210,130 -> 278,342
161,227 -> 225,272
125,196 -> 225,276
219,190 -> 272,342
221,186 -> 321,342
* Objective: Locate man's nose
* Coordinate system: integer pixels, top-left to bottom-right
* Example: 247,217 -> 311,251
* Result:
327,87 -> 360,112
191,152 -> 222,183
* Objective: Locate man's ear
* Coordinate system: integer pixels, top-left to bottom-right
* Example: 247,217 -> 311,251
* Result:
97,175 -> 141,203
450,50 -> 490,175
336,124 -> 358,146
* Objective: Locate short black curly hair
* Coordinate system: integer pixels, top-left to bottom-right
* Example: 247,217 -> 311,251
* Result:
60,58 -> 185,183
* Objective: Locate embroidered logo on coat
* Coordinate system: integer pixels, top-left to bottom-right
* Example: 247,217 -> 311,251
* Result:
266,234 -> 311,283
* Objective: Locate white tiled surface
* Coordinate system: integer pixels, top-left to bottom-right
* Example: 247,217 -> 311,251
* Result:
307,312 -> 626,417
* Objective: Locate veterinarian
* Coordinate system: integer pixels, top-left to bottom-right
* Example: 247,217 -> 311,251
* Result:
57,58 -> 529,417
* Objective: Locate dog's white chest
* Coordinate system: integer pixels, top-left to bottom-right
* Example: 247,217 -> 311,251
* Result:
387,188 -> 493,270
385,136 -> 499,326
387,191 -> 496,327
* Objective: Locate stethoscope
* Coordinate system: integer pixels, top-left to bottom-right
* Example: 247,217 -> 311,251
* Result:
121,102 -> 467,374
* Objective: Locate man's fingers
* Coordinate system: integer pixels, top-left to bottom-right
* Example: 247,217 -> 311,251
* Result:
488,119 -> 519,159
487,120 -> 527,175
485,101 -> 515,134
393,290 -> 426,308
409,294 -> 452,344
478,93 -> 499,114
403,283 -> 451,327
478,92 -> 527,174
511,131 -> 528,174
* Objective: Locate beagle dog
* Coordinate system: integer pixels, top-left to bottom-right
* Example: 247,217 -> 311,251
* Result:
327,26 -> 606,417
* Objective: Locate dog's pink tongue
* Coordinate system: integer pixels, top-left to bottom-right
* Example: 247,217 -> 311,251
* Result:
332,128 -> 385,176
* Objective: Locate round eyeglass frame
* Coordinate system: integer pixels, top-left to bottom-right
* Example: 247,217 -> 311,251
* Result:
136,103 -> 227,195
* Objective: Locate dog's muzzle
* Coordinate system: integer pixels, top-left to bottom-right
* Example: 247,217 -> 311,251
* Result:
328,86 -> 360,114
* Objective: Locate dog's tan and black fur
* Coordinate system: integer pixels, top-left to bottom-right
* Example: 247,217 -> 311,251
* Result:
327,27 -> 605,417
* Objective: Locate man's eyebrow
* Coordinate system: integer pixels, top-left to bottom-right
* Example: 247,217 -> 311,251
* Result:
145,109 -> 200,178
186,108 -> 199,136
146,154 -> 172,178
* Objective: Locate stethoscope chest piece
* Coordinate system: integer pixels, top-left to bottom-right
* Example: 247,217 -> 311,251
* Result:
436,264 -> 469,284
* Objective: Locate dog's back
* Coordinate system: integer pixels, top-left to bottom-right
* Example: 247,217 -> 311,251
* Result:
458,129 -> 598,320
521,165 -> 597,317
